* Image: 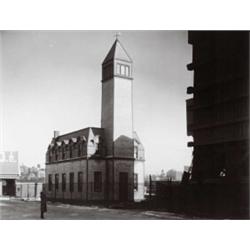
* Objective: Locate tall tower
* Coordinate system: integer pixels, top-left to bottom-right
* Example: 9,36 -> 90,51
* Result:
101,38 -> 135,201
101,38 -> 134,158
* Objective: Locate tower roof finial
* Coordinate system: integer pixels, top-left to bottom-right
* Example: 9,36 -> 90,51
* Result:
102,33 -> 132,64
114,32 -> 121,40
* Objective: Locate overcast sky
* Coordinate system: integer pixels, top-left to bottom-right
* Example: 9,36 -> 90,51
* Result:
1,30 -> 192,174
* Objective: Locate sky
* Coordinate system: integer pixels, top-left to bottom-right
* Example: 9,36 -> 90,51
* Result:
1,30 -> 193,174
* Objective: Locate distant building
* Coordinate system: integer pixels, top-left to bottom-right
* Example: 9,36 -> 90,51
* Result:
166,169 -> 183,182
20,165 -> 29,175
0,151 -> 19,196
37,168 -> 45,179
186,31 -> 249,182
19,164 -> 45,182
45,38 -> 145,202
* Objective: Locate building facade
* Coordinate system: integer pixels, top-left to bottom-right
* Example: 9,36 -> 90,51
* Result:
45,38 -> 145,202
186,31 -> 249,217
0,151 -> 19,196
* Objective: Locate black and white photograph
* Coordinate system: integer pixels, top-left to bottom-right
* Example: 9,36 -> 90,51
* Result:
0,1 -> 250,250
0,30 -> 249,220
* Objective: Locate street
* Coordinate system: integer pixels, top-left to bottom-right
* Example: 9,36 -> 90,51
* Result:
0,199 -> 189,220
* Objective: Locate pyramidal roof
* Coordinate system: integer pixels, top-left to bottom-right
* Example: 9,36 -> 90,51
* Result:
102,39 -> 132,64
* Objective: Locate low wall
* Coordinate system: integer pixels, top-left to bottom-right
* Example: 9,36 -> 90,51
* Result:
16,182 -> 44,200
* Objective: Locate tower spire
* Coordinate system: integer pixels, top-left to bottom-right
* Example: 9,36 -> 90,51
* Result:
114,32 -> 121,40
101,38 -> 134,156
102,37 -> 132,65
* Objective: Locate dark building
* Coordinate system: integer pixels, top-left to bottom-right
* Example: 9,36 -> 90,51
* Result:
186,31 -> 249,218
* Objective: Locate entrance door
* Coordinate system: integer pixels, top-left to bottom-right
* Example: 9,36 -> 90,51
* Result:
119,172 -> 128,201
3,179 -> 16,196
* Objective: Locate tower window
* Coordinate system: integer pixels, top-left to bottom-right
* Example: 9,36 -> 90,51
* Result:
116,64 -> 121,75
125,66 -> 130,76
116,63 -> 130,77
121,65 -> 125,75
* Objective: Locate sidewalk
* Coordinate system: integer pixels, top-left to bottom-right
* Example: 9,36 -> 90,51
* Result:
0,199 -> 193,220
0,196 -> 40,201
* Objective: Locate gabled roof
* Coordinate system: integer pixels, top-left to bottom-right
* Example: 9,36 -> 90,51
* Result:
102,39 -> 132,65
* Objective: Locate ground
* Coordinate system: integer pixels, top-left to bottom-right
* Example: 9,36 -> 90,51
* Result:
0,199 -> 191,220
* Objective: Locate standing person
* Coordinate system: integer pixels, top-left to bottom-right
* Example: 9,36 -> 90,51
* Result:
40,191 -> 47,219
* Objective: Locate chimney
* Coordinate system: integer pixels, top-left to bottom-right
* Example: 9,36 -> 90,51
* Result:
54,130 -> 60,138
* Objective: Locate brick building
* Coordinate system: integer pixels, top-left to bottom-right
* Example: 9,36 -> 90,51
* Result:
186,31 -> 249,217
45,38 -> 145,202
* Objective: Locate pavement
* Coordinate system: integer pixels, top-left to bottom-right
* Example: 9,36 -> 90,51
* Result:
0,199 -> 190,220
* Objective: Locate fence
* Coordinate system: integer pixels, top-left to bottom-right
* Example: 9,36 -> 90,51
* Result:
15,182 -> 44,200
146,180 -> 249,219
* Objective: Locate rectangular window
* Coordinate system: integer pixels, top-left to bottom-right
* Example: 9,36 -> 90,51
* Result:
120,65 -> 125,75
117,63 -> 130,77
116,64 -> 121,75
94,171 -> 102,192
65,146 -> 69,158
55,174 -> 59,191
78,144 -> 81,157
48,174 -> 52,191
125,66 -> 130,76
62,173 -> 66,192
78,172 -> 83,192
69,172 -> 74,192
134,173 -> 138,191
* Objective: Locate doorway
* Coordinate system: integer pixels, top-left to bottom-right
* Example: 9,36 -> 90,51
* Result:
2,179 -> 16,196
119,172 -> 128,201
